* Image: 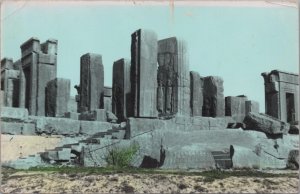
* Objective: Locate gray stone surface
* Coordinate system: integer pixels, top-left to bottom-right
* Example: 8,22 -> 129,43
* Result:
46,78 -> 70,117
80,121 -> 112,135
1,107 -> 29,121
202,76 -> 225,117
79,109 -> 107,121
262,70 -> 299,124
131,29 -> 158,118
190,71 -> 203,116
2,155 -> 48,170
78,53 -> 104,112
104,87 -> 112,112
243,112 -> 290,134
125,117 -> 231,139
157,37 -> 190,117
112,58 -> 132,121
29,116 -> 80,135
20,38 -> 57,116
225,95 -> 248,123
245,100 -> 259,115
64,112 -> 79,120
1,122 -> 35,135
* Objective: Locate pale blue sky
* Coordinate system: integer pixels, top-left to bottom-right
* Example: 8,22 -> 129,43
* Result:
1,2 -> 299,111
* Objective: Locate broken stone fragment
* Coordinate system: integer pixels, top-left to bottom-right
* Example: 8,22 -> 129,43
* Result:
243,112 -> 290,135
287,150 -> 299,169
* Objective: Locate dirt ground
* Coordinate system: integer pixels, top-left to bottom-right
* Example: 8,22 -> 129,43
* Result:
1,170 -> 299,193
1,134 -> 62,162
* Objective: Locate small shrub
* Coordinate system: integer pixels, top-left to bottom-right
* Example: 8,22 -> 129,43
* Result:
121,183 -> 135,193
105,143 -> 139,168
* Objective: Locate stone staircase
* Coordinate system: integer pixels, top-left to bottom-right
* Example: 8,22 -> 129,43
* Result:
39,125 -> 127,165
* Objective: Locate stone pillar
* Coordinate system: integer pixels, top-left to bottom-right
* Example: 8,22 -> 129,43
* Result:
79,53 -> 104,112
245,100 -> 259,115
202,76 -> 225,117
157,37 -> 190,117
45,78 -> 70,117
225,95 -> 248,123
20,37 -> 57,116
131,29 -> 158,118
104,86 -> 112,112
190,71 -> 203,116
112,58 -> 131,121
1,58 -> 20,107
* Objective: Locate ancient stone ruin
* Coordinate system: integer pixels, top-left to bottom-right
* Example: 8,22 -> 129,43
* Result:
1,30 -> 299,170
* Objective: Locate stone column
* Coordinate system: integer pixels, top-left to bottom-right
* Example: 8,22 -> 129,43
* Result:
112,58 -> 131,121
45,78 -> 70,117
202,76 -> 225,117
79,53 -> 104,112
20,37 -> 57,116
190,71 -> 203,116
131,29 -> 158,118
157,37 -> 190,117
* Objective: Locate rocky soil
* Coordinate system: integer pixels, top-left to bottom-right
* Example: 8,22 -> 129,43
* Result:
1,169 -> 298,193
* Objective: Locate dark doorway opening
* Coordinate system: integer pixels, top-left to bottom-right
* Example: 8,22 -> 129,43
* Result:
286,93 -> 295,123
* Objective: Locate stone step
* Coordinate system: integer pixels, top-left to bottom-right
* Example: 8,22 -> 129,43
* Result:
112,130 -> 126,139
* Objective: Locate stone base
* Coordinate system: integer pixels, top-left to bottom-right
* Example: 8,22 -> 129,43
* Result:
1,122 -> 35,135
1,107 -> 29,121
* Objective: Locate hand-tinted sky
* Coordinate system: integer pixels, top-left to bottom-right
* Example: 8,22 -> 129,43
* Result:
1,1 -> 298,111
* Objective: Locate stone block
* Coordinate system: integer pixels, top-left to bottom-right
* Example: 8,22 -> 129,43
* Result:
245,100 -> 259,114
112,58 -> 132,121
78,53 -> 104,112
57,148 -> 71,161
125,117 -> 165,138
38,53 -> 56,64
64,112 -> 79,120
157,37 -> 190,117
104,87 -> 112,97
202,76 -> 225,117
131,29 -> 158,118
79,109 -> 107,121
190,71 -> 203,116
46,78 -> 70,117
208,117 -> 229,130
29,116 -> 80,135
225,96 -> 248,123
243,112 -> 290,134
1,122 -> 35,135
1,107 -> 28,121
80,121 -> 112,135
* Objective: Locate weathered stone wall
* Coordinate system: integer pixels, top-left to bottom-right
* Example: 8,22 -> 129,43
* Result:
225,95 -> 248,123
202,76 -> 225,117
112,58 -> 131,121
157,37 -> 190,117
190,71 -> 203,116
131,29 -> 158,118
79,53 -> 104,112
45,78 -> 70,117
